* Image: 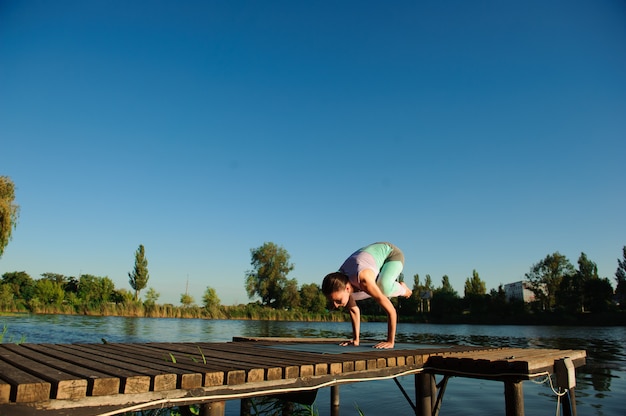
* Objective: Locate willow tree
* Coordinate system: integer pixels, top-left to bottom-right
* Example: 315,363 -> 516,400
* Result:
128,244 -> 149,301
0,176 -> 19,258
245,242 -> 294,308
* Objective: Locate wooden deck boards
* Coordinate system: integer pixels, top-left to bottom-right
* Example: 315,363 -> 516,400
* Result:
0,339 -> 586,416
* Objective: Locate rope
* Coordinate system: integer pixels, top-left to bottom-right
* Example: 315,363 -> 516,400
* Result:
96,368 -> 427,416
97,366 -> 572,415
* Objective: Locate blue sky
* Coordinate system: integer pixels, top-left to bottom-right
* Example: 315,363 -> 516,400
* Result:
1,1 -> 625,306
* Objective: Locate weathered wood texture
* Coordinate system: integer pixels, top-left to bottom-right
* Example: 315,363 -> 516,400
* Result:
0,339 -> 586,416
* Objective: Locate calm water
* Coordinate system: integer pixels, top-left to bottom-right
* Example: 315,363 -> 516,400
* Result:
2,314 -> 624,415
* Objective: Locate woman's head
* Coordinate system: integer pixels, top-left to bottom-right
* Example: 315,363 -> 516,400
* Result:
322,272 -> 351,308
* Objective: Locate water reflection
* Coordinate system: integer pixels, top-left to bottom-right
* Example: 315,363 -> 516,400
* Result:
122,317 -> 138,338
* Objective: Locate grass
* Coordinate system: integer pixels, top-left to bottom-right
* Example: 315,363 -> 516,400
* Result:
0,323 -> 26,344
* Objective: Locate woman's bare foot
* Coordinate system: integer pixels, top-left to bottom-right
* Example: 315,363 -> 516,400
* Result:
399,281 -> 412,298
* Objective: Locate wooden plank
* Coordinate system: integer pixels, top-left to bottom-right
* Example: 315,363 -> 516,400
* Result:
237,341 -> 430,366
9,343 -> 119,397
0,358 -> 50,403
470,348 -> 584,374
147,342 -> 308,381
40,344 -> 150,394
194,342 -> 350,375
133,343 -> 272,384
59,344 -> 177,392
77,344 -> 203,389
0,379 -> 10,404
524,350 -> 586,373
170,342 -> 314,371
425,347 -> 587,380
109,344 -> 207,388
0,345 -> 86,400
105,343 -> 224,386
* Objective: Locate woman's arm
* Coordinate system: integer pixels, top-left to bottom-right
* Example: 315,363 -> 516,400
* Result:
358,269 -> 397,349
340,295 -> 360,346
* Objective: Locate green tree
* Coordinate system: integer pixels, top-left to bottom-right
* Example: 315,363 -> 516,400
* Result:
64,276 -> 79,294
78,274 -> 114,306
40,273 -> 68,286
615,246 -> 626,310
584,277 -> 614,313
0,176 -> 19,258
525,252 -> 575,310
202,287 -> 221,310
424,274 -> 434,291
464,270 -> 486,297
440,275 -> 458,296
180,293 -> 195,307
0,284 -> 15,310
432,275 -> 461,318
33,279 -> 64,306
144,287 -> 160,307
409,274 -> 429,313
245,242 -> 294,308
128,244 -> 149,301
411,274 -> 422,294
1,271 -> 34,301
299,283 -> 327,314
280,278 -> 300,310
464,270 -> 487,316
558,252 -> 599,312
111,289 -> 134,304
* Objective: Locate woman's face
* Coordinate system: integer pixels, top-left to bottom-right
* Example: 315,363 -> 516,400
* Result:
328,284 -> 351,308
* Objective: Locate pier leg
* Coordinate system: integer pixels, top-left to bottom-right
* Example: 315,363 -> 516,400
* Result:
330,385 -> 340,416
504,381 -> 524,416
199,401 -> 225,416
415,373 -> 436,416
240,398 -> 252,416
562,388 -> 577,416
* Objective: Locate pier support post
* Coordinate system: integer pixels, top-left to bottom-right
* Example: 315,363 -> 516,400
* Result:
199,401 -> 225,416
562,388 -> 577,416
415,373 -> 436,416
504,381 -> 524,416
330,385 -> 340,416
240,398 -> 252,416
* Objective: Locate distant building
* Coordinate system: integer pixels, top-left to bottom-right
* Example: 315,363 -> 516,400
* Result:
504,281 -> 538,303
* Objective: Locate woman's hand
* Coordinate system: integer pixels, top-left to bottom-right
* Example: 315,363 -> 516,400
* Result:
373,341 -> 394,349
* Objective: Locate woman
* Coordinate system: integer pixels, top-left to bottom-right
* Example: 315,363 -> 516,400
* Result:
322,242 -> 411,349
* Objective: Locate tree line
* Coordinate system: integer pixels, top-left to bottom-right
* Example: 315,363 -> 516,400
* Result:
2,176 -> 626,323
244,242 -> 626,325
1,241 -> 625,324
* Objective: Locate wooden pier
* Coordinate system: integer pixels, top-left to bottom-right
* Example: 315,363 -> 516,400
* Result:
0,337 -> 586,416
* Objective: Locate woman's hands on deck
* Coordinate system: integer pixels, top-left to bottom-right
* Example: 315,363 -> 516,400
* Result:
339,339 -> 394,348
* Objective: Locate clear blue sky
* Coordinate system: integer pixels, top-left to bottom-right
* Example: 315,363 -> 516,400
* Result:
1,1 -> 625,306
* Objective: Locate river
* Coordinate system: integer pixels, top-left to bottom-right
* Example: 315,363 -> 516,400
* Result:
1,314 -> 624,415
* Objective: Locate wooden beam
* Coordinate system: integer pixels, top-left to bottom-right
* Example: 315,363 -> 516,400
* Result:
199,401 -> 225,416
504,381 -> 524,416
415,373 -> 435,416
331,385 -> 340,416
